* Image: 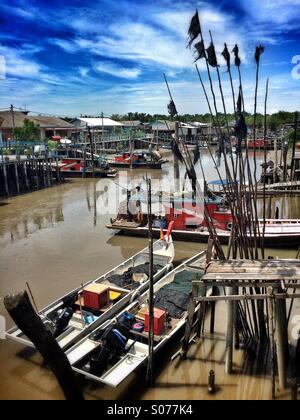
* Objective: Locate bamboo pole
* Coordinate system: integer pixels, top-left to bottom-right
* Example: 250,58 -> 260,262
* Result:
146,177 -> 154,386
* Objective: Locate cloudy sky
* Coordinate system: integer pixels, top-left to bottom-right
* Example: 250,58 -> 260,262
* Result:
0,0 -> 299,116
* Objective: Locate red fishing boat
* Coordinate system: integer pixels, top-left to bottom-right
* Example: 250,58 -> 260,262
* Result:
106,191 -> 300,247
58,158 -> 117,178
247,138 -> 267,149
109,150 -> 168,169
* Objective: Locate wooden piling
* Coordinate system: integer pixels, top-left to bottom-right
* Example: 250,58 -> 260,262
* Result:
274,293 -> 288,390
3,163 -> 9,196
23,162 -> 30,190
225,287 -> 234,374
267,287 -> 276,399
14,163 -> 20,195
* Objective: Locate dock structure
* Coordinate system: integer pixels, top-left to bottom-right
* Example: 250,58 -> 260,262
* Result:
0,157 -> 62,197
180,258 -> 300,398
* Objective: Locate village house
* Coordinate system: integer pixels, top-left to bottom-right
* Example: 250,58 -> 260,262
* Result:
72,117 -> 124,139
0,110 -> 75,142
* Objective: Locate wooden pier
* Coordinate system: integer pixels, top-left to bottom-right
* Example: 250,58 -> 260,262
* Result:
0,157 -> 62,197
180,258 -> 300,398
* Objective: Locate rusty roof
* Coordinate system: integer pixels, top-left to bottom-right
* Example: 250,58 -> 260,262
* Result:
0,111 -> 74,129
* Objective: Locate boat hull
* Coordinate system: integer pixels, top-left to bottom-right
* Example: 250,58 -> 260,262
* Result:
106,224 -> 300,248
110,161 -> 166,170
57,170 -> 117,178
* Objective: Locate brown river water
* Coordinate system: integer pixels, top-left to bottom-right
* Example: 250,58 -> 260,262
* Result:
0,150 -> 299,400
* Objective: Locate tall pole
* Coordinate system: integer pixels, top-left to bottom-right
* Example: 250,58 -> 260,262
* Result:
174,121 -> 180,191
291,111 -> 298,181
87,125 -> 95,177
101,111 -> 104,153
146,177 -> 154,386
10,104 -> 15,140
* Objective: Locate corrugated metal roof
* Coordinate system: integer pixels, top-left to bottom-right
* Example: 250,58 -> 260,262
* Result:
77,117 -> 123,127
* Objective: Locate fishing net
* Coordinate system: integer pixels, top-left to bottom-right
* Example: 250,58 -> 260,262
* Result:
154,269 -> 205,319
106,263 -> 163,289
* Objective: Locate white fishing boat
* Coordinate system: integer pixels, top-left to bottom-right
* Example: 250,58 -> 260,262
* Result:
65,250 -> 207,388
6,232 -> 175,351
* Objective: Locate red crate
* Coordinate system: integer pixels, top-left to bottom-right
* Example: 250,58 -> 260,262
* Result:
144,308 -> 166,335
83,284 -> 109,311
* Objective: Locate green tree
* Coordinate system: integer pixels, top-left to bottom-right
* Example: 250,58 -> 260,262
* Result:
13,119 -> 41,141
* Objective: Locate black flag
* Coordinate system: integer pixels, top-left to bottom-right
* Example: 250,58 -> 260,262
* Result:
187,10 -> 201,48
168,100 -> 177,118
186,166 -> 197,193
255,45 -> 264,64
232,44 -> 241,67
222,43 -> 230,69
171,139 -> 184,163
193,144 -> 200,165
194,41 -> 206,62
234,114 -> 247,153
206,43 -> 218,67
236,88 -> 242,114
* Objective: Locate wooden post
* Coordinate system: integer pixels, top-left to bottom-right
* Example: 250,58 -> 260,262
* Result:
3,162 -> 9,196
267,287 -> 276,399
24,162 -> 29,190
291,111 -> 299,181
34,159 -> 39,189
56,156 -> 60,183
273,138 -> 278,184
274,294 -> 287,390
225,287 -> 234,374
14,163 -> 20,195
4,291 -> 84,401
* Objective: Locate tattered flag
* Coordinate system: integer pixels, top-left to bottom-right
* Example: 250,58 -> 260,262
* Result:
194,41 -> 206,62
255,45 -> 265,64
186,166 -> 197,193
236,89 -> 242,114
168,100 -> 177,118
171,139 -> 184,163
193,144 -> 200,165
232,44 -> 241,67
222,43 -> 230,69
234,114 -> 247,153
187,11 -> 201,49
206,43 -> 218,67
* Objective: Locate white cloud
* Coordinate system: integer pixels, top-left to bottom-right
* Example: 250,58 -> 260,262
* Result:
94,61 -> 141,79
79,67 -> 89,77
1,4 -> 36,20
48,38 -> 78,53
239,0 -> 300,26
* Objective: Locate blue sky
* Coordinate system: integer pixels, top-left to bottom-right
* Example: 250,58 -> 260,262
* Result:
0,0 -> 299,116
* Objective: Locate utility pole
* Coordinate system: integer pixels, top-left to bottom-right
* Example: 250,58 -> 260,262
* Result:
10,104 -> 15,140
101,111 -> 104,153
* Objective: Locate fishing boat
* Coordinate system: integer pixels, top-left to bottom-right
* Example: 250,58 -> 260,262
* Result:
6,234 -> 175,351
109,150 -> 168,169
56,158 -> 117,178
65,251 -> 207,388
106,193 -> 300,247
